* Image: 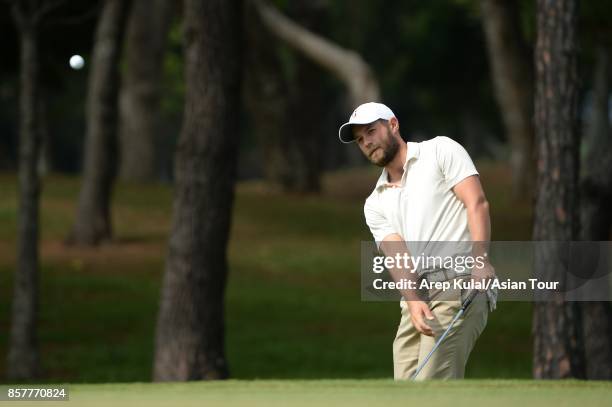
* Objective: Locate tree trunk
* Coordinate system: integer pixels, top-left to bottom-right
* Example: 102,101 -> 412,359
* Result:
532,0 -> 584,379
480,0 -> 535,200
243,0 -> 292,189
37,86 -> 50,176
7,14 -> 41,381
579,46 -> 612,380
153,0 -> 242,381
581,47 -> 612,240
282,0 -> 328,193
119,0 -> 174,182
68,0 -> 131,246
245,1 -> 331,193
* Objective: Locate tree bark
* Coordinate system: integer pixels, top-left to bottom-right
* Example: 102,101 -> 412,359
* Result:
480,0 -> 535,200
579,46 -> 612,380
68,0 -> 131,246
119,0 -> 174,182
153,0 -> 242,381
7,3 -> 42,381
532,0 -> 584,379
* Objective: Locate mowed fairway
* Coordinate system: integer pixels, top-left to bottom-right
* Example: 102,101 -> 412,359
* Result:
4,380 -> 612,407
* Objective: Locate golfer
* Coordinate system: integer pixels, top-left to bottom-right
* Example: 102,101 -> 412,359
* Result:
339,102 -> 496,380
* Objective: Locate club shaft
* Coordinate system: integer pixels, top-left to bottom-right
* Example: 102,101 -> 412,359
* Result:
411,308 -> 464,380
410,290 -> 478,380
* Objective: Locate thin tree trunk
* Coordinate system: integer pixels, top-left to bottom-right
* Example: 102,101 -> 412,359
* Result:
153,0 -> 242,381
480,0 -> 535,200
579,46 -> 612,380
532,0 -> 584,379
245,0 -> 327,193
581,47 -> 612,239
68,0 -> 130,246
283,0 -> 327,193
7,15 -> 41,381
37,86 -> 50,176
119,0 -> 174,182
243,0 -> 292,189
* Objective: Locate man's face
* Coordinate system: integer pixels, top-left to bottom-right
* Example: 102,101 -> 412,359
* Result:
352,119 -> 400,167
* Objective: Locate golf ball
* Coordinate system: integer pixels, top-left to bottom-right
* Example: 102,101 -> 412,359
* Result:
69,55 -> 85,70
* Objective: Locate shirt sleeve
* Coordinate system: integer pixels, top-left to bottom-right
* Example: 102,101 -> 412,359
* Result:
364,196 -> 397,249
434,136 -> 479,190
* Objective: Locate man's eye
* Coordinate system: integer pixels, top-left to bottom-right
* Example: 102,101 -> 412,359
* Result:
368,129 -> 375,134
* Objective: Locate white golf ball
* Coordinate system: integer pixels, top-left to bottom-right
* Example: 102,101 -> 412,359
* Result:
69,55 -> 85,70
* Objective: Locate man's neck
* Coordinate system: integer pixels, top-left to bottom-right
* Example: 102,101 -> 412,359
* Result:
385,142 -> 407,184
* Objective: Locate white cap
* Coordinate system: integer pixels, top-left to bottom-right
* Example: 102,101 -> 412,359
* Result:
338,102 -> 396,143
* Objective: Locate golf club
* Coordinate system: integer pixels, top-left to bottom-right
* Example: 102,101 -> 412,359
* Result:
411,289 -> 479,380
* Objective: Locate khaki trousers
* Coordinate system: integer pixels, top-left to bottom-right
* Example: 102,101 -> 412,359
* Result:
393,282 -> 488,380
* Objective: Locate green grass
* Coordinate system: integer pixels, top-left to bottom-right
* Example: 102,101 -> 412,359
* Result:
0,165 -> 534,383
3,380 -> 612,407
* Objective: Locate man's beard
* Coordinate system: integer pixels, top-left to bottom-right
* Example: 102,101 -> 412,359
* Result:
369,129 -> 399,167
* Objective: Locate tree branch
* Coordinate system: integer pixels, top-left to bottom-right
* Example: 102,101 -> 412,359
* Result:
251,0 -> 379,107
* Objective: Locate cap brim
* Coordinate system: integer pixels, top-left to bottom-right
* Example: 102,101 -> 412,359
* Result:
338,122 -> 356,144
338,118 -> 383,143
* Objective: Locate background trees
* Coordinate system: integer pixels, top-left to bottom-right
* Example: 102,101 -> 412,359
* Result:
153,0 -> 243,381
578,9 -> 612,381
6,0 -> 47,381
480,0 -> 534,200
532,0 -> 582,379
0,0 -> 610,385
68,0 -> 131,246
118,0 -> 174,182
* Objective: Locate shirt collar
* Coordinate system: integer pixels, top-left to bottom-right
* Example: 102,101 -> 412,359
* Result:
375,141 -> 420,190
405,141 -> 420,165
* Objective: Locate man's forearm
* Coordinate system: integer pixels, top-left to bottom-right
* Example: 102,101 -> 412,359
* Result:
465,198 -> 496,291
466,200 -> 491,260
452,176 -> 491,261
379,234 -> 422,301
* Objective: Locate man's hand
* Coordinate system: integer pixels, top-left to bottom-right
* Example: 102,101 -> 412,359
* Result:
471,260 -> 496,292
406,300 -> 435,336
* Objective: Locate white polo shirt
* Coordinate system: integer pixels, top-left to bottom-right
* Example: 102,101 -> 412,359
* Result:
364,136 -> 478,255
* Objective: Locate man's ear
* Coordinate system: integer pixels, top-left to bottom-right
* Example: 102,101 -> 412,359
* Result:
389,117 -> 399,134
